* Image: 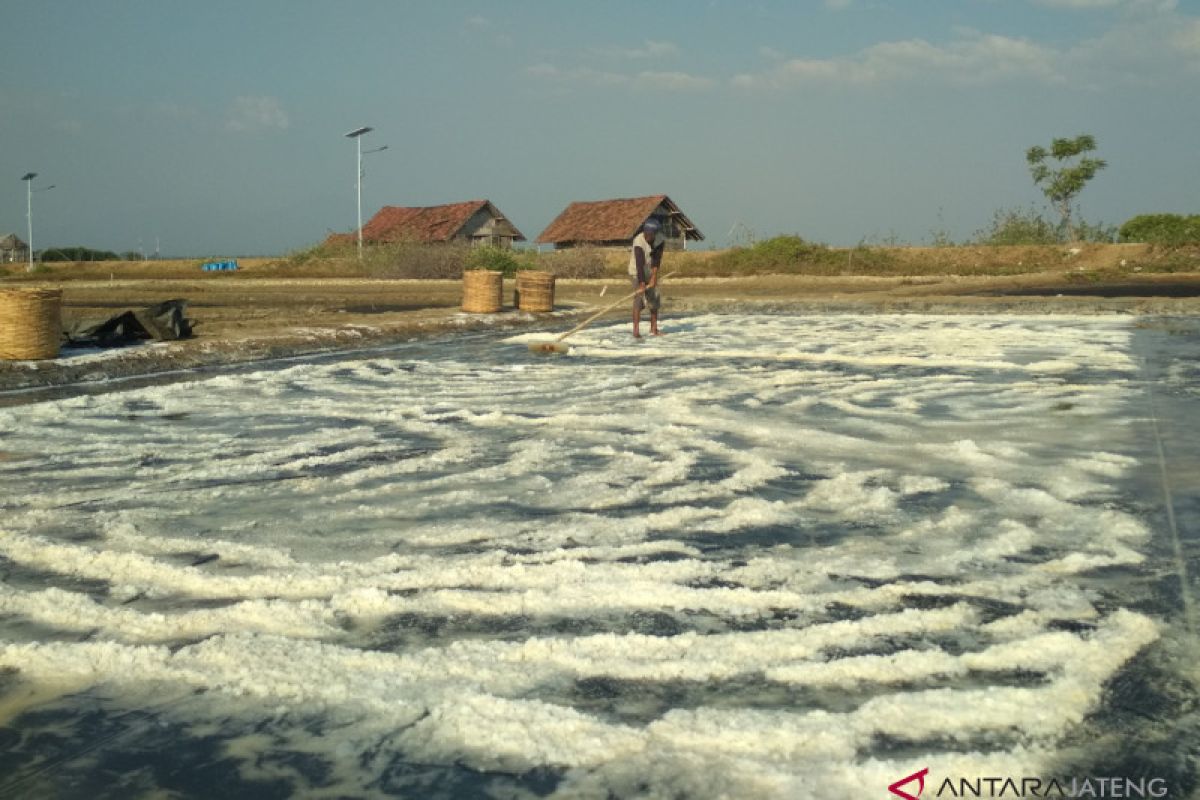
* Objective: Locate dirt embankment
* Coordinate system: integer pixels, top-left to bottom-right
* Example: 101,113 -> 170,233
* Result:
2,244 -> 1199,395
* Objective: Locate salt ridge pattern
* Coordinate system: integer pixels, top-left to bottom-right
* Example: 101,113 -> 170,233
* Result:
0,314 -> 1182,798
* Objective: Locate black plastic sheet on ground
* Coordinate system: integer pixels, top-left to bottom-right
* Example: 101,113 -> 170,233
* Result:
69,299 -> 194,347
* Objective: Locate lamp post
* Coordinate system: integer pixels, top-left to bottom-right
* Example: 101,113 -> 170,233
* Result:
360,144 -> 389,216
344,126 -> 375,260
21,173 -> 54,272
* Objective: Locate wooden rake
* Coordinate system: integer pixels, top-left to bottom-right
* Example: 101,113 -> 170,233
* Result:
527,272 -> 676,354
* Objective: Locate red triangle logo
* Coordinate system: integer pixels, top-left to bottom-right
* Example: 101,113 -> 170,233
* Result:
888,768 -> 929,800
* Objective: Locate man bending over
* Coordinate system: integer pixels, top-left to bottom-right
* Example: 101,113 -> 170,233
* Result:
630,218 -> 665,338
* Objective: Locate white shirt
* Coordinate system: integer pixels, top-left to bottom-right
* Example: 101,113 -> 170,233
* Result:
628,231 -> 664,278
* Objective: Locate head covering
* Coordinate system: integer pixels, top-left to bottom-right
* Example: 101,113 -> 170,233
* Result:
643,219 -> 661,234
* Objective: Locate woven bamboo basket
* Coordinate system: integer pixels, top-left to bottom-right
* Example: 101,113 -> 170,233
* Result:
461,270 -> 503,313
516,270 -> 555,312
0,288 -> 63,360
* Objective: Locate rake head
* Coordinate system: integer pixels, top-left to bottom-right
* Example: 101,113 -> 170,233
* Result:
528,341 -> 570,355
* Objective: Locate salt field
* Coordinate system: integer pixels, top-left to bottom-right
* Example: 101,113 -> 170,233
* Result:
0,313 -> 1197,799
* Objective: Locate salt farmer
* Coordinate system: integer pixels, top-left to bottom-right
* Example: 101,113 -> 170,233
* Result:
629,218 -> 666,338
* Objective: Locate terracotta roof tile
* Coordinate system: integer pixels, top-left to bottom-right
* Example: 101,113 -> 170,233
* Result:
322,231 -> 356,248
362,200 -> 490,243
324,200 -> 526,247
536,195 -> 668,244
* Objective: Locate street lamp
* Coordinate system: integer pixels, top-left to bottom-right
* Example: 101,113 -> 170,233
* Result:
361,144 -> 388,195
21,173 -> 54,272
344,126 -> 375,260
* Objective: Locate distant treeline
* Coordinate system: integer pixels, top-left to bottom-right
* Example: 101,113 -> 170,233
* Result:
36,212 -> 1199,267
968,210 -> 1200,247
39,247 -> 146,262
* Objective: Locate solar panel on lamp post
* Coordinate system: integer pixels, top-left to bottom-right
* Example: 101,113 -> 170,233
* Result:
344,127 -> 373,260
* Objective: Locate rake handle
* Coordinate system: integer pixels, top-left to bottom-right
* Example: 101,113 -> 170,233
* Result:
555,271 -> 676,343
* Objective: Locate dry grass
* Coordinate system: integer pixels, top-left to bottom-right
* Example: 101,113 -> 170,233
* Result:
599,242 -> 1176,278
3,242 -> 1196,284
0,258 -> 278,282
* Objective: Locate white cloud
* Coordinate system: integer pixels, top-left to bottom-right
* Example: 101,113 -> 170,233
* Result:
539,3 -> 1198,94
825,0 -> 853,8
1031,0 -> 1176,10
526,39 -> 702,92
225,96 -> 289,133
152,101 -> 200,121
733,32 -> 1062,88
1171,18 -> 1200,55
466,15 -> 489,28
525,61 -> 713,91
645,40 -> 681,58
1063,13 -> 1200,84
636,70 -> 717,91
525,63 -> 560,79
734,7 -> 1200,91
589,40 -> 682,60
525,64 -> 630,87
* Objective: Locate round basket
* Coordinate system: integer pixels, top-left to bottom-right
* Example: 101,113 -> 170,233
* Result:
461,270 -> 503,313
516,271 -> 555,312
0,288 -> 63,360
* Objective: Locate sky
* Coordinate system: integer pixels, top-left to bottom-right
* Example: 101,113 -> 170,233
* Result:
2,0 -> 1198,257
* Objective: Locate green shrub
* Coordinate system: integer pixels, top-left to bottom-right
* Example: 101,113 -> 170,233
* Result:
972,207 -> 1060,245
464,245 -> 522,277
1119,214 -> 1200,245
704,234 -> 897,275
844,244 -> 899,272
927,227 -> 956,248
296,239 -> 543,279
284,243 -> 327,266
1073,218 -> 1118,244
971,206 -> 1115,245
382,242 -> 470,278
747,235 -> 824,265
709,235 -> 827,272
352,240 -> 468,279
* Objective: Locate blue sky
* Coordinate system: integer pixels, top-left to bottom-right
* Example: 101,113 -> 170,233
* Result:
2,0 -> 1198,256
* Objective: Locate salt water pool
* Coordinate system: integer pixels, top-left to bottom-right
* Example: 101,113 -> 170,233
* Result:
0,313 -> 1197,799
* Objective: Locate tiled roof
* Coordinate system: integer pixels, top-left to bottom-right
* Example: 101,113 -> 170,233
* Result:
536,195 -> 668,244
322,232 -> 356,248
322,200 -> 525,248
362,200 -> 488,243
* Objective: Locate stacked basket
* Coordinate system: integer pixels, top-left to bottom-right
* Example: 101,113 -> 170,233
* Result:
516,270 -> 555,312
0,288 -> 63,360
461,270 -> 503,313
